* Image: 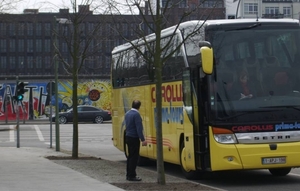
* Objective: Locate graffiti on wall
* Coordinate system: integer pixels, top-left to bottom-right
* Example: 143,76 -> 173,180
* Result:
0,80 -> 111,121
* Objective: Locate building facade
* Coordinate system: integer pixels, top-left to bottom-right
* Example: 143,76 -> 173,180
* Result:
0,3 -> 225,82
228,0 -> 300,19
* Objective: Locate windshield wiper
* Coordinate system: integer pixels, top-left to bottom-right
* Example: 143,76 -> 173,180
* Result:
225,23 -> 261,31
260,105 -> 300,112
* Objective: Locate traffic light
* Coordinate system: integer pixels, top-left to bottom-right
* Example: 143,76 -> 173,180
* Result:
14,81 -> 28,101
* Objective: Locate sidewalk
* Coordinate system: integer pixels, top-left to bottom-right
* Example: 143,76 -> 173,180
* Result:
0,147 -> 124,191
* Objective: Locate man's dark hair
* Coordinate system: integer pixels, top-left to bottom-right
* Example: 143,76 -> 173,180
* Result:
132,100 -> 141,109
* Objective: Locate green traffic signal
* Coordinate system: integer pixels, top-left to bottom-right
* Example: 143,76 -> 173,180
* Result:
16,94 -> 24,101
14,81 -> 28,101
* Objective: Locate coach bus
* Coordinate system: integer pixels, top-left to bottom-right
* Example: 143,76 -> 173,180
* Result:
111,19 -> 300,179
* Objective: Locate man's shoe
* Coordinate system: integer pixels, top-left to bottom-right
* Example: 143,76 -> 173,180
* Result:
127,176 -> 142,181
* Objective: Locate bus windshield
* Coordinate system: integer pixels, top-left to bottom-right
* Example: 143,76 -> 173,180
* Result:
207,24 -> 300,123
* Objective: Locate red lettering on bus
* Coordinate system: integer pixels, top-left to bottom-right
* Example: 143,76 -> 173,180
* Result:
151,87 -> 156,102
232,125 -> 274,132
151,84 -> 182,103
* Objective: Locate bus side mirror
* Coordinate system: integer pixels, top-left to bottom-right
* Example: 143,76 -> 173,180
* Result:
200,47 -> 213,74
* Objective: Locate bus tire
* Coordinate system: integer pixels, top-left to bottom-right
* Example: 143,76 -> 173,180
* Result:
269,168 -> 291,176
180,141 -> 198,180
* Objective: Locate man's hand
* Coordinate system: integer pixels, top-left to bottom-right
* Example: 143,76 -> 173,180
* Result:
141,141 -> 147,146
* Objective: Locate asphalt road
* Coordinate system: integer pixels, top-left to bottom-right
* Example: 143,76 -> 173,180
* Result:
1,121 -> 300,190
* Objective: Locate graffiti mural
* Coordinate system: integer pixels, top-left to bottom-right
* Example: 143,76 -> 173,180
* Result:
0,80 -> 112,121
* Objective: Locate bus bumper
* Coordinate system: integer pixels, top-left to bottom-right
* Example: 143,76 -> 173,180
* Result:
210,138 -> 300,171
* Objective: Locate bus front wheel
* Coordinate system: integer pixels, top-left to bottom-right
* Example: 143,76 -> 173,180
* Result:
269,168 -> 291,176
180,141 -> 198,180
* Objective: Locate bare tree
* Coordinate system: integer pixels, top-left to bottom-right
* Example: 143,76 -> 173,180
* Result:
53,0 -> 107,158
107,0 -> 224,185
0,0 -> 25,13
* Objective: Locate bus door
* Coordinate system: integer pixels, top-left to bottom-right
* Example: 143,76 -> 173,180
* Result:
182,68 -> 207,171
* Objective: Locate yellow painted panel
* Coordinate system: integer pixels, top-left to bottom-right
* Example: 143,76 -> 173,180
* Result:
209,127 -> 300,171
236,142 -> 300,169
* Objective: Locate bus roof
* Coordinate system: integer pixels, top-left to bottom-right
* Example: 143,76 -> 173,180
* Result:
112,18 -> 299,54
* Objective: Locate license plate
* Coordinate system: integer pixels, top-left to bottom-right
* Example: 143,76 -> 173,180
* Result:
262,157 -> 286,165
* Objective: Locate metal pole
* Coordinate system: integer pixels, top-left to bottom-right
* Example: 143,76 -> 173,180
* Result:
5,77 -> 7,124
54,16 -> 60,151
16,76 -> 20,148
23,104 -> 25,124
49,81 -> 53,148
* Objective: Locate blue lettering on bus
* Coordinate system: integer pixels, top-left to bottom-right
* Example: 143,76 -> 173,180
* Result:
154,107 -> 183,124
275,122 -> 300,131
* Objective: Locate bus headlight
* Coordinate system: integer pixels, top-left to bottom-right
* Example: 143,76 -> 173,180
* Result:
214,134 -> 237,143
212,127 -> 237,144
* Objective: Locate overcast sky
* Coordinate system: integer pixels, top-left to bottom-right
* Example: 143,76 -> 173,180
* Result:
11,0 -> 71,13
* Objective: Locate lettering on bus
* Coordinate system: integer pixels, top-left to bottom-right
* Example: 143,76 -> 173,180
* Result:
275,122 -> 300,131
232,125 -> 274,132
253,135 -> 291,140
151,84 -> 182,103
154,107 -> 183,124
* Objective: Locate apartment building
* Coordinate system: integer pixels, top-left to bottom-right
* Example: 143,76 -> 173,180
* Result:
227,0 -> 300,19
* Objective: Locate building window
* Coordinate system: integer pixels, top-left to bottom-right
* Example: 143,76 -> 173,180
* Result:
87,22 -> 94,35
18,57 -> 24,68
130,23 -> 135,36
18,39 -> 24,52
9,23 -> 15,36
36,56 -> 42,68
27,39 -> 33,52
45,39 -> 51,52
265,7 -> 279,14
18,23 -> 25,36
106,23 -> 111,36
162,0 -> 172,8
244,3 -> 258,14
0,23 -> 6,36
122,23 -> 128,36
45,56 -> 51,69
36,23 -> 42,36
0,56 -> 7,69
18,56 -> 25,68
9,57 -> 16,69
0,39 -> 6,52
45,23 -> 51,36
27,23 -> 33,36
95,56 -> 101,66
201,0 -> 223,8
148,23 -> 153,34
27,56 -> 33,69
9,39 -> 15,52
36,39 -> 42,52
179,0 -> 187,8
105,56 -> 111,68
283,7 -> 291,17
86,56 -> 94,69
62,42 -> 68,53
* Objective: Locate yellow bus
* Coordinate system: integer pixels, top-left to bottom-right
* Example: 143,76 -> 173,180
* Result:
111,19 -> 300,179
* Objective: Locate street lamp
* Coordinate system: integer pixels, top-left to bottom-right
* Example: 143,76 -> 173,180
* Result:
53,16 -> 72,151
53,16 -> 61,151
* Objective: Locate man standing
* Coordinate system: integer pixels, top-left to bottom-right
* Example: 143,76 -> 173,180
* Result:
125,100 -> 147,181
